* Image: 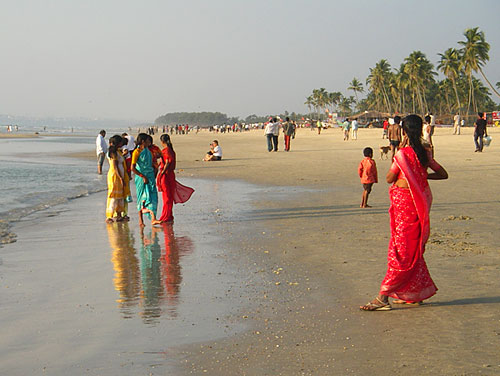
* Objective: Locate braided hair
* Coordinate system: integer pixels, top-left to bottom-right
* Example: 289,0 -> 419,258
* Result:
402,114 -> 428,167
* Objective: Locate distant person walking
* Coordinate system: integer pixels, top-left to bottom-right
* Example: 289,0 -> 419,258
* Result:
429,112 -> 436,137
342,119 -> 350,141
382,118 -> 389,139
282,117 -> 295,152
264,118 -> 279,152
317,120 -> 322,135
387,116 -> 402,160
360,114 -> 448,311
96,130 -> 107,175
351,119 -> 359,140
453,113 -> 461,135
474,112 -> 488,152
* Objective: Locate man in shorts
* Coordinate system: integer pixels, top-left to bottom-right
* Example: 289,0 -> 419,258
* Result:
387,116 -> 402,161
96,130 -> 107,174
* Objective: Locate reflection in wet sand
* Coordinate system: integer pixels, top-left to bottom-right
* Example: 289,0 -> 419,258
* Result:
107,222 -> 193,324
107,222 -> 140,318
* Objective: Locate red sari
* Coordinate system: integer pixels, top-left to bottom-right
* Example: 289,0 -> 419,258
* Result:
380,147 -> 438,302
156,147 -> 194,222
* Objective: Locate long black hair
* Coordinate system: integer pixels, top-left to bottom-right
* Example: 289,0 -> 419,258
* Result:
108,134 -> 123,158
135,133 -> 149,147
160,133 -> 174,152
402,114 -> 428,167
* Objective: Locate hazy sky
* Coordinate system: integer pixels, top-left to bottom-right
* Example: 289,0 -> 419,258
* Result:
1,0 -> 499,121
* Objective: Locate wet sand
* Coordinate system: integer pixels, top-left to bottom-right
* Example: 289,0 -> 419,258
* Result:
2,127 -> 500,375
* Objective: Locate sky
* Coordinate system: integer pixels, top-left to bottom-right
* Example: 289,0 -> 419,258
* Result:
0,0 -> 499,122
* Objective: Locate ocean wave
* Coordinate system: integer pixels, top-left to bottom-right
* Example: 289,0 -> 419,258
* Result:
0,184 -> 106,248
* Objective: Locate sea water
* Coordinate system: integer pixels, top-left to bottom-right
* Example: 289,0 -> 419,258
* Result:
0,136 -> 106,244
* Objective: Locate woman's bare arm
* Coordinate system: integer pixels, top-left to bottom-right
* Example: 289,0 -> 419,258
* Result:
427,166 -> 448,180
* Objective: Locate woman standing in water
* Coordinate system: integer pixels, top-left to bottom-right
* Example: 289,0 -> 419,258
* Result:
105,135 -> 126,223
131,133 -> 158,227
153,134 -> 194,224
360,115 -> 448,311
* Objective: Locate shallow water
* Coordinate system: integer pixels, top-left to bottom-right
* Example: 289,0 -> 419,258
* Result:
0,176 -> 264,375
0,136 -> 106,244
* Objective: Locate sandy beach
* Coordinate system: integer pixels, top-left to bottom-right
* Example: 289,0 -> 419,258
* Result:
2,127 -> 500,375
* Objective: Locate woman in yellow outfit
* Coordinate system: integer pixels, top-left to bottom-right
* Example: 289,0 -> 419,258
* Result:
106,135 -> 126,223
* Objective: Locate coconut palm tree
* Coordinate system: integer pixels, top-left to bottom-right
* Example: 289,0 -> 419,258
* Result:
458,27 -> 500,115
348,78 -> 364,103
304,95 -> 314,117
404,51 -> 436,114
438,48 -> 462,114
367,60 -> 393,112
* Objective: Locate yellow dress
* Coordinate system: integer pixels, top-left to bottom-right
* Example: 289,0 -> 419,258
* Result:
106,153 -> 125,218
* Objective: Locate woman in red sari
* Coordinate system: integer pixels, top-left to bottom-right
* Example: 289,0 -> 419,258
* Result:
361,114 -> 448,311
153,134 -> 194,224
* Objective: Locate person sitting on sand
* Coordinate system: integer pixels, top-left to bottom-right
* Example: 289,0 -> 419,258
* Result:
203,140 -> 222,161
358,147 -> 378,208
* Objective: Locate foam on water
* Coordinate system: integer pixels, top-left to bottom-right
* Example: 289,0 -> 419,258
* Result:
0,136 -> 106,245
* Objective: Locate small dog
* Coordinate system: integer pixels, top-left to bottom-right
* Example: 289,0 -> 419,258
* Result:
380,146 -> 391,160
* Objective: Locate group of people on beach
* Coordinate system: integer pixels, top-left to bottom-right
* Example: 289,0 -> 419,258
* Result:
97,131 -> 194,226
264,117 -> 296,152
98,110 -> 492,312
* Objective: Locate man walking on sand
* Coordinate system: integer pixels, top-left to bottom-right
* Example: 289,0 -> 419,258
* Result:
387,116 -> 402,161
264,118 -> 279,152
283,117 -> 295,151
474,112 -> 487,152
96,129 -> 107,175
351,118 -> 359,140
453,113 -> 461,135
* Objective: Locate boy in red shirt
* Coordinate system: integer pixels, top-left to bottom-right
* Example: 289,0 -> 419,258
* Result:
358,147 -> 378,208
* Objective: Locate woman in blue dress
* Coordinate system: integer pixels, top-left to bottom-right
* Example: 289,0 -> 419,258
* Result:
131,133 -> 158,227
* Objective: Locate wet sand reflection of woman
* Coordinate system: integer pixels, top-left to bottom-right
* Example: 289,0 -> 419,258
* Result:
139,226 -> 164,324
160,223 -> 194,315
106,222 -> 140,318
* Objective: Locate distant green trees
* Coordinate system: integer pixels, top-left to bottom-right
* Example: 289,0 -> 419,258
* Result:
308,27 -> 499,118
155,112 -> 239,125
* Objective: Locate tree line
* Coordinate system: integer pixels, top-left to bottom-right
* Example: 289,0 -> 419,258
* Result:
155,112 -> 240,126
306,27 -> 500,120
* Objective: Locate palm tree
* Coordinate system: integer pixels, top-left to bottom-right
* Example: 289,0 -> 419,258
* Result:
304,95 -> 314,117
367,60 -> 393,112
348,78 -> 364,103
438,48 -> 462,114
458,27 -> 500,115
404,51 -> 436,114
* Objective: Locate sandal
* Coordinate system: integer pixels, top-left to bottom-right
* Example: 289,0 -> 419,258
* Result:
360,297 -> 392,311
392,300 -> 423,305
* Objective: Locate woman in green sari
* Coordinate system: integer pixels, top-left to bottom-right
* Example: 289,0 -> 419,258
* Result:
131,133 -> 158,227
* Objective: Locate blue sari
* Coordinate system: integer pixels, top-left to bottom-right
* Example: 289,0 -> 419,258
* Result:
134,148 -> 158,219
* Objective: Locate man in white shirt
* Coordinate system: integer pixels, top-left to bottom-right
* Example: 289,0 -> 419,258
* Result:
429,112 -> 436,136
453,113 -> 461,135
95,130 -> 107,174
351,119 -> 359,140
203,140 -> 223,161
264,118 -> 279,152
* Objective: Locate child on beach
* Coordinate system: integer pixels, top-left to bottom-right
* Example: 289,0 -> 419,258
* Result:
358,147 -> 378,208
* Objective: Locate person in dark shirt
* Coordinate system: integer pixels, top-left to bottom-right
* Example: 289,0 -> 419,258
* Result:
474,112 -> 488,152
